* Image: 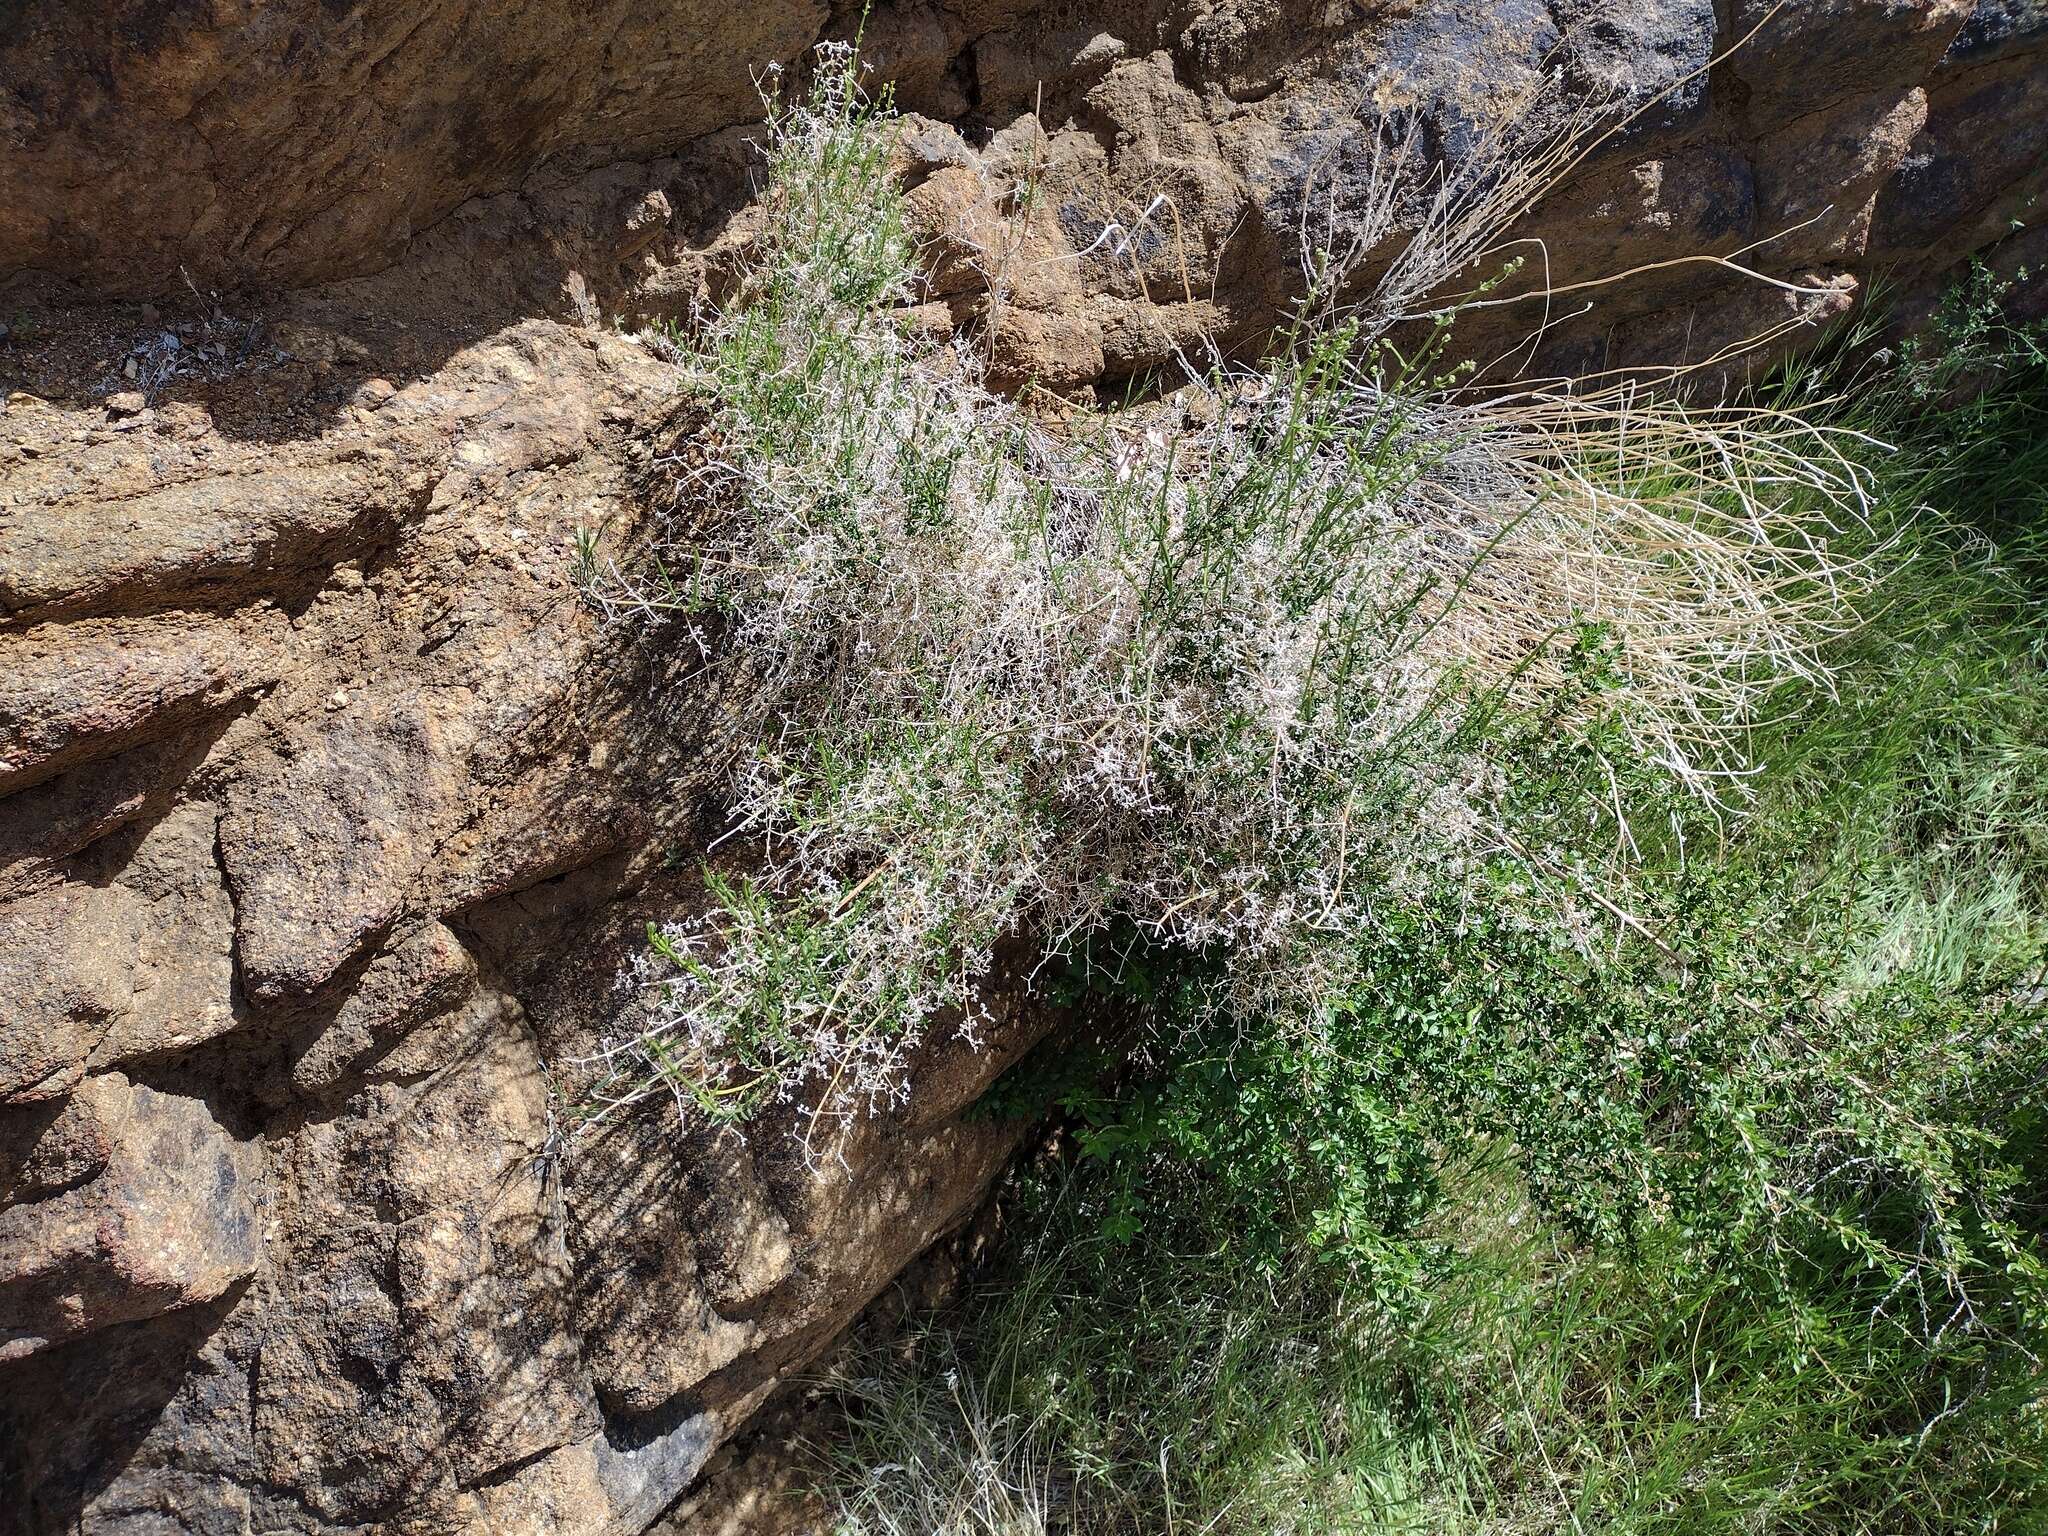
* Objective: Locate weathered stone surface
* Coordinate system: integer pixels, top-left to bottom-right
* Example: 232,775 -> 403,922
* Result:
975,13 -> 1136,116
0,882 -> 144,1103
905,164 -> 1009,298
220,689 -> 479,1006
570,1126 -> 790,1417
0,1076 -> 259,1360
1549,0 -> 1719,134
1,0 -> 2039,400
0,0 -> 827,294
0,614 -> 273,795
251,1015 -> 598,1520
0,456 -> 431,625
1754,88 -> 1930,263
284,920 -> 478,1094
1944,0 -> 2048,63
0,803 -> 242,1088
1731,0 -> 1974,116
1871,47 -> 2048,261
0,310 -> 771,1532
451,1409 -> 723,1536
2,1282 -> 258,1535
91,801 -> 245,1067
1535,144 -> 1759,278
0,722 -> 227,896
0,1074 -> 128,1210
1613,268 -> 1863,392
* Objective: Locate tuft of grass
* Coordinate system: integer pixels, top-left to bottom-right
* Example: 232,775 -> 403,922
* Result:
829,1157 -> 2041,1536
809,300 -> 2048,1536
576,45 -> 1884,1154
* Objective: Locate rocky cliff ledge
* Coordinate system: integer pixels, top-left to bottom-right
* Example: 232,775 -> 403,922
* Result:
2,3 -> 2044,1532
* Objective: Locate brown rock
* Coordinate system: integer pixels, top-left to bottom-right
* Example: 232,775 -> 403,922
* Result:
985,304 -> 1107,393
91,801 -> 245,1068
0,740 -> 174,891
252,1018 -> 597,1519
286,920 -> 479,1093
0,883 -> 145,1103
1731,0 -> 1974,118
905,165 -> 1006,297
974,15 -> 1133,116
220,690 -> 477,1006
1754,88 -> 1930,263
1096,297 -> 1234,376
1537,146 -> 1761,280
0,613 -> 273,796
0,0 -> 830,294
0,1075 -> 259,1359
891,115 -> 979,187
1614,268 -> 1862,393
452,1414 -> 726,1536
0,1074 -> 129,1209
155,400 -> 214,438
0,458 -> 430,624
1870,47 -> 2048,263
569,1124 -> 788,1416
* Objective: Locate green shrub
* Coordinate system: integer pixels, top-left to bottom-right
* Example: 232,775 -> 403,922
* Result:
579,46 -> 2047,1533
579,47 -> 1877,1158
820,303 -> 2048,1534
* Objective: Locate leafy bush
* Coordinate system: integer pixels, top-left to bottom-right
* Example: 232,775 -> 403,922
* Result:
817,309 -> 2048,1536
818,1153 -> 2044,1535
578,47 -> 2047,1533
580,48 -> 1874,1153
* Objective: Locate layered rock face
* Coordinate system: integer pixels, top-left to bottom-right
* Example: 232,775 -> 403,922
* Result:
1,2 -> 2043,1532
0,317 -> 1050,1534
7,0 -> 2046,384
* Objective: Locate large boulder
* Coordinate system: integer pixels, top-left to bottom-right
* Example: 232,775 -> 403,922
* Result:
0,315 -> 1048,1534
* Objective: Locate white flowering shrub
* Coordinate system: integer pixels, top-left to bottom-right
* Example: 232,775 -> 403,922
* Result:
576,46 -> 1873,1146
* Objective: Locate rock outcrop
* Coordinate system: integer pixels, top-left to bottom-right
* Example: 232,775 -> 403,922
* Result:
7,0 -> 2045,391
1,2 -> 2043,1532
1,317 -> 1046,1533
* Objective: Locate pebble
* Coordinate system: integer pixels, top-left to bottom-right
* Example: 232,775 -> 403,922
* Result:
353,377 -> 397,409
106,390 -> 147,417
